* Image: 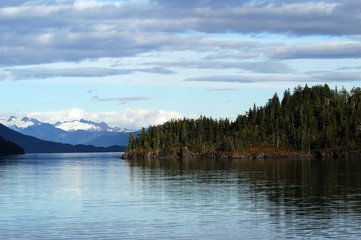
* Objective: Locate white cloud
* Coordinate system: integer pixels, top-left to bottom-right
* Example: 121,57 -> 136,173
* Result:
20,108 -> 195,129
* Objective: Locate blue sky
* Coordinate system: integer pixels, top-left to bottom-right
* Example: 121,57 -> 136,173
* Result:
0,0 -> 360,129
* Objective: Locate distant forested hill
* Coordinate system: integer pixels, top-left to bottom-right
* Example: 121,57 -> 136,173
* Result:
0,136 -> 24,155
0,123 -> 124,153
125,84 -> 361,158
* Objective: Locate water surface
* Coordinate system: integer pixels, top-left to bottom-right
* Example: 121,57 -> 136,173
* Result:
0,153 -> 360,239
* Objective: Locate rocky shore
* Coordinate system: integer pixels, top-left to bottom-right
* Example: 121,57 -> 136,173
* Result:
121,144 -> 361,161
314,148 -> 361,160
121,146 -> 311,160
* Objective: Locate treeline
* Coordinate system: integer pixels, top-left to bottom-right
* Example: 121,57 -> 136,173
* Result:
0,136 -> 25,155
127,84 -> 361,154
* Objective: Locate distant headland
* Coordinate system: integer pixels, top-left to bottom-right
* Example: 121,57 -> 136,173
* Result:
0,136 -> 24,156
0,123 -> 125,154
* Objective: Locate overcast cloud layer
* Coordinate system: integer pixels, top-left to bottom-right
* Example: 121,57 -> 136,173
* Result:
1,0 -> 361,128
2,0 -> 361,66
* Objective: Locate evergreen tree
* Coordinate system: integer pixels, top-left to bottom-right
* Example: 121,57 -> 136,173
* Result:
126,85 -> 361,154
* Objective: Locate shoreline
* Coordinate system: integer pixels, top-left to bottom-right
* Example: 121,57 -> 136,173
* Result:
121,145 -> 310,160
121,144 -> 361,160
121,151 -> 311,160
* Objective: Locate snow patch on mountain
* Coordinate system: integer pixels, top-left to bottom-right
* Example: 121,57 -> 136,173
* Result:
0,115 -> 139,147
0,116 -> 41,129
55,120 -> 102,132
1,116 -> 133,133
53,119 -> 130,132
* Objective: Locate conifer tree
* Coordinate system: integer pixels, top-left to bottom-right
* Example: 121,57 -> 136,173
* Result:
126,85 -> 361,154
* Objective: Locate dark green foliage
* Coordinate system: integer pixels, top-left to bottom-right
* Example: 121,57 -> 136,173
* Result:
128,85 -> 361,153
0,136 -> 24,155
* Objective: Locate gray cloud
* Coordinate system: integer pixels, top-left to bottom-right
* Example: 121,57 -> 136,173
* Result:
207,88 -> 239,92
204,52 -> 260,60
271,42 -> 361,59
337,66 -> 361,71
87,89 -> 98,94
134,67 -> 176,75
5,66 -> 174,80
185,71 -> 361,83
1,1 -> 361,66
312,71 -> 361,82
185,75 -> 261,83
150,60 -> 293,73
0,73 -> 8,80
188,74 -> 305,83
92,95 -> 154,105
7,67 -> 132,80
150,1 -> 361,35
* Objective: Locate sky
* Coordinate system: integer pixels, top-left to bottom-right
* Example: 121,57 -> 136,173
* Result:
0,0 -> 360,129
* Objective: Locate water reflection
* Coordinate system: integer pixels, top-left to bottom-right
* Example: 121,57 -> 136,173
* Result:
1,153 -> 360,239
125,157 -> 361,238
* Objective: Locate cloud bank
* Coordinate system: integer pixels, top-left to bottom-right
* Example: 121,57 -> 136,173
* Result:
1,0 -> 361,66
18,108 -> 194,129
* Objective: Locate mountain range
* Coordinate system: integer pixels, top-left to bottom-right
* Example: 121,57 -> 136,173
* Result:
0,123 -> 123,153
0,116 -> 139,148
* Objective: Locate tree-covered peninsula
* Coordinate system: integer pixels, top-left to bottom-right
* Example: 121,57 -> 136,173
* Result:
0,136 -> 25,155
122,84 -> 361,160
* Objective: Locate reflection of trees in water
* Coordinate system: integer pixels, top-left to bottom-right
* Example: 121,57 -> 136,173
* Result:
244,158 -> 361,237
245,159 -> 361,220
248,159 -> 361,215
126,158 -> 241,209
125,158 -> 361,217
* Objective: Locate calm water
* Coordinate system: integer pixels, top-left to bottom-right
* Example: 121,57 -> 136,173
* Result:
0,153 -> 361,239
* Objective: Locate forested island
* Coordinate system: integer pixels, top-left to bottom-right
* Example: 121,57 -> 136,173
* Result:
122,84 -> 361,160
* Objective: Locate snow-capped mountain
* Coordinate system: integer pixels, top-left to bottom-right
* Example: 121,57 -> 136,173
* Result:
1,116 -> 127,133
1,116 -> 42,130
0,116 -> 139,147
54,119 -> 124,132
